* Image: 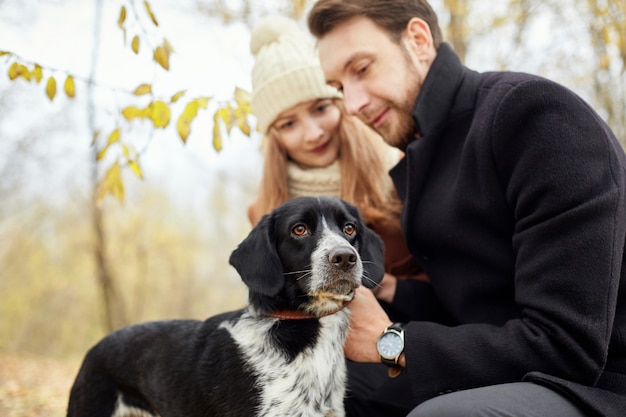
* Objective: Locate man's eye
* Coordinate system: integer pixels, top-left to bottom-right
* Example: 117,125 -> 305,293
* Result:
344,223 -> 356,235
293,224 -> 308,236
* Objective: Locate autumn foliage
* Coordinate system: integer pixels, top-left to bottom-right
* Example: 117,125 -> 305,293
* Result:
1,1 -> 256,204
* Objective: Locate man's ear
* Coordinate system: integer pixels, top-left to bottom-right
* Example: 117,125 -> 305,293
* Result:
403,17 -> 435,61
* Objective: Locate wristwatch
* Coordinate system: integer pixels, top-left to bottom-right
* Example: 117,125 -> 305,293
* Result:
376,323 -> 405,367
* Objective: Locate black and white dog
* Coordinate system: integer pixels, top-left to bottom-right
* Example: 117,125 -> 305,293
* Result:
67,196 -> 385,417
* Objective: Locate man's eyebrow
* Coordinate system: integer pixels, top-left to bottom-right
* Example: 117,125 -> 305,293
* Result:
325,51 -> 370,85
343,51 -> 369,72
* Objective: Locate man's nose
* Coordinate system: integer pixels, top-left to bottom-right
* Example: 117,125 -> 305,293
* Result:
343,84 -> 369,117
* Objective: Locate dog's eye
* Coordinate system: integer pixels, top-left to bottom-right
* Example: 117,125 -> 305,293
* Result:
344,223 -> 356,236
292,224 -> 308,236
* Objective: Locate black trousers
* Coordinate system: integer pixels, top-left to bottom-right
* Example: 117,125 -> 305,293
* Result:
346,362 -> 586,417
407,382 -> 587,417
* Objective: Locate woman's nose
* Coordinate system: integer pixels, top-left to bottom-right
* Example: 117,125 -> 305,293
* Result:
303,119 -> 324,142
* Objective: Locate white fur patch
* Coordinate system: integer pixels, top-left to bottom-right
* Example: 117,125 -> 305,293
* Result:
306,217 -> 363,314
220,310 -> 349,417
112,392 -> 159,417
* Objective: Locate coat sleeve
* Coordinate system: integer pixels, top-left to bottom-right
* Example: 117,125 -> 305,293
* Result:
403,79 -> 626,402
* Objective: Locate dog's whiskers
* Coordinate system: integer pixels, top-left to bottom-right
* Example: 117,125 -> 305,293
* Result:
295,272 -> 313,281
283,268 -> 312,276
283,269 -> 314,281
361,272 -> 383,289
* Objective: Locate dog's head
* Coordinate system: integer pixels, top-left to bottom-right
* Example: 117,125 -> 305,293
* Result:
229,196 -> 385,317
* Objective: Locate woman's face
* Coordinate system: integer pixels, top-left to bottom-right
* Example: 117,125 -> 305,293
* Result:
272,98 -> 341,167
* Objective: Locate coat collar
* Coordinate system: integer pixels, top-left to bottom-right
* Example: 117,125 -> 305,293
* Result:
412,42 -> 480,140
390,43 -> 481,231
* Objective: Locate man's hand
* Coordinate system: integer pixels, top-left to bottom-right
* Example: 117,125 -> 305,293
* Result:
345,286 -> 393,363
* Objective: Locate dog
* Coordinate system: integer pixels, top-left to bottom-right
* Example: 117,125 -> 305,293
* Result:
67,196 -> 385,417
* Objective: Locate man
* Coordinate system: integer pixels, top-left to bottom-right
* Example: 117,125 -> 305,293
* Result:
308,1 -> 626,416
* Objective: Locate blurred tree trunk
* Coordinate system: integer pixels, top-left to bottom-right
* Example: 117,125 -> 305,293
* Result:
88,0 -> 127,332
444,0 -> 469,63
585,0 -> 626,144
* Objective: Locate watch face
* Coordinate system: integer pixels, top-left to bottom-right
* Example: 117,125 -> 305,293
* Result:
377,331 -> 404,358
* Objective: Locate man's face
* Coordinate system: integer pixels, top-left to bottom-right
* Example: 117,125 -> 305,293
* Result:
317,16 -> 431,149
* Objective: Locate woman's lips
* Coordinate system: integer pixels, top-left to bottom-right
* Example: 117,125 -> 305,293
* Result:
311,140 -> 330,154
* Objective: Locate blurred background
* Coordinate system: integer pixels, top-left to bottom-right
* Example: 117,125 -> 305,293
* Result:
1,0 -> 624,415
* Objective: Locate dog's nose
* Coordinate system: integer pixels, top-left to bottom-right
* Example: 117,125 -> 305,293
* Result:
329,247 -> 358,270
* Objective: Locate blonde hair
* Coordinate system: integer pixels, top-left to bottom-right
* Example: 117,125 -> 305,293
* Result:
251,99 -> 403,230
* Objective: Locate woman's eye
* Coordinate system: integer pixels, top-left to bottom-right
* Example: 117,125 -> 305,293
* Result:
293,224 -> 308,236
344,223 -> 356,236
278,120 -> 295,130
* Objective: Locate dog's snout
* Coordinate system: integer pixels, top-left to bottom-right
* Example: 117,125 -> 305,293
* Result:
329,247 -> 358,270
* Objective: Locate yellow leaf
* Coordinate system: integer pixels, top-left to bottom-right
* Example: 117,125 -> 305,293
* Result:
133,83 -> 152,96
46,77 -> 57,100
121,106 -> 145,120
163,37 -> 174,53
117,6 -> 126,28
177,101 -> 200,143
170,90 -> 186,103
147,100 -> 171,128
64,75 -> 75,98
177,119 -> 191,143
213,122 -> 222,152
96,145 -> 109,161
97,162 -> 125,203
216,106 -> 232,124
196,97 -> 210,108
154,46 -> 169,70
19,64 -> 32,81
131,35 -> 140,54
144,1 -> 159,26
107,128 -> 121,145
122,144 -> 130,157
128,160 -> 144,179
0,51 -> 10,56
238,116 -> 251,136
8,62 -> 19,80
33,64 -> 43,82
234,87 -> 251,106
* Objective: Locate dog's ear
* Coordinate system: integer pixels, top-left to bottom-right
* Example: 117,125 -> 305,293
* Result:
229,214 -> 285,297
359,225 -> 385,289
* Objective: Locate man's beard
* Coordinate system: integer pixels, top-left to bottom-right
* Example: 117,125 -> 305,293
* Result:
372,51 -> 421,150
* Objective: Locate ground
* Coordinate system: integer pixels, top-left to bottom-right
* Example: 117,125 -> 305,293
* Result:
0,353 -> 79,417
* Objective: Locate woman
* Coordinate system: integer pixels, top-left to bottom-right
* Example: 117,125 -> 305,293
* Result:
248,16 -> 432,320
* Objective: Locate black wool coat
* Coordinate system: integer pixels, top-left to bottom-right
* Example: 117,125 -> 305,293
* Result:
387,43 -> 626,416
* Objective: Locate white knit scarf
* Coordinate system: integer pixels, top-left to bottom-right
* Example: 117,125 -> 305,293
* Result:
287,160 -> 342,199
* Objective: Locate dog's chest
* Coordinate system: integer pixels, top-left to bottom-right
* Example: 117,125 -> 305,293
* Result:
220,311 -> 348,417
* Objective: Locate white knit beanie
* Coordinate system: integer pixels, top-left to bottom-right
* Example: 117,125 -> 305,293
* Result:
250,15 -> 342,134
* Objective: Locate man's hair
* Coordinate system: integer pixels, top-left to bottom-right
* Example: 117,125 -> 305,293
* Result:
307,0 -> 443,47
